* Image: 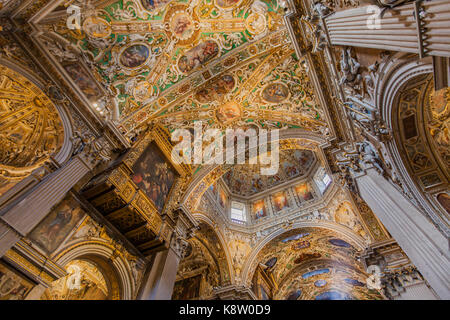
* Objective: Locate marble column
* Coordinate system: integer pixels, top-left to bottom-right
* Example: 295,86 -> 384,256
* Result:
0,154 -> 94,257
355,168 -> 450,299
393,282 -> 438,300
139,247 -> 181,300
324,1 -> 450,57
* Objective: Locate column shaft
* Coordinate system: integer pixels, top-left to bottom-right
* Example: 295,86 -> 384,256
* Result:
356,168 -> 450,299
0,155 -> 92,256
139,248 -> 180,300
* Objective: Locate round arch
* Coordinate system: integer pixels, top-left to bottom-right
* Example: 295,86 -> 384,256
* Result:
51,241 -> 135,300
192,212 -> 236,283
182,129 -> 328,212
240,220 -> 367,286
0,59 -> 74,200
373,52 -> 449,234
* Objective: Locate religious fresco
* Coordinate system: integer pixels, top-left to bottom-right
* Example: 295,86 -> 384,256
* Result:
221,149 -> 316,196
286,289 -> 302,300
42,260 -> 109,300
131,142 -> 177,212
262,83 -> 290,103
315,291 -> 352,300
28,195 -> 85,254
219,186 -> 228,209
0,261 -> 34,300
195,75 -> 235,104
294,182 -> 314,202
178,41 -> 219,74
253,227 -> 361,287
215,101 -> 242,124
274,261 -> 383,301
344,278 -> 365,287
63,63 -> 103,102
44,0 -> 328,137
252,199 -> 267,220
302,268 -> 329,279
437,193 -> 450,214
281,232 -> 309,243
170,12 -> 195,41
172,274 -> 202,300
314,279 -> 327,287
119,44 -> 150,69
328,238 -> 352,248
271,191 -> 288,212
140,0 -> 171,11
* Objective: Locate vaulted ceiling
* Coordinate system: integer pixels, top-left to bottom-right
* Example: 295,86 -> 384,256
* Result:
222,149 -> 316,196
38,0 -> 331,140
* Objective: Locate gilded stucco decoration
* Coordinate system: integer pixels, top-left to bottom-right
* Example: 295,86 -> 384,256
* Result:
0,65 -> 64,196
250,226 -> 383,299
174,222 -> 231,299
36,0 -> 331,139
42,259 -> 110,300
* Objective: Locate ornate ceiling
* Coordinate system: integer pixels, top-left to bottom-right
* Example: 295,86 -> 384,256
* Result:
38,0 -> 330,140
253,227 -> 383,300
221,149 -> 316,196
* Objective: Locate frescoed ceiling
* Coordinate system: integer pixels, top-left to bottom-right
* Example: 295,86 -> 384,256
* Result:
222,149 -> 316,196
38,0 -> 331,140
252,227 -> 383,300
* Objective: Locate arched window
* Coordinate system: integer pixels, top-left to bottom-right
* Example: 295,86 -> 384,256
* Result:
314,167 -> 331,194
231,201 -> 247,224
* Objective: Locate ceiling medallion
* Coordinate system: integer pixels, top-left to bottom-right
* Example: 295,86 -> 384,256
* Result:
140,0 -> 171,12
215,101 -> 242,125
164,4 -> 200,45
82,16 -> 112,39
245,12 -> 267,35
118,43 -> 151,69
133,82 -> 156,102
262,82 -> 290,103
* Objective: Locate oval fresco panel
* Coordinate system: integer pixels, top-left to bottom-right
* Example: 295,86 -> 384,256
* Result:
281,233 -> 309,243
328,238 -> 351,248
302,268 -> 330,279
314,279 -> 327,287
141,0 -> 171,11
315,291 -> 352,300
178,41 -> 219,74
262,83 -> 290,103
120,44 -> 150,68
170,12 -> 195,40
344,278 -> 365,287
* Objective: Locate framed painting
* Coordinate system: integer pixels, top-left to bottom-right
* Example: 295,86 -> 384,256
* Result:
172,274 -> 202,300
271,191 -> 288,212
0,260 -> 34,300
62,61 -> 104,102
252,199 -> 267,220
131,141 -> 177,212
295,183 -> 314,202
28,195 -> 85,254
